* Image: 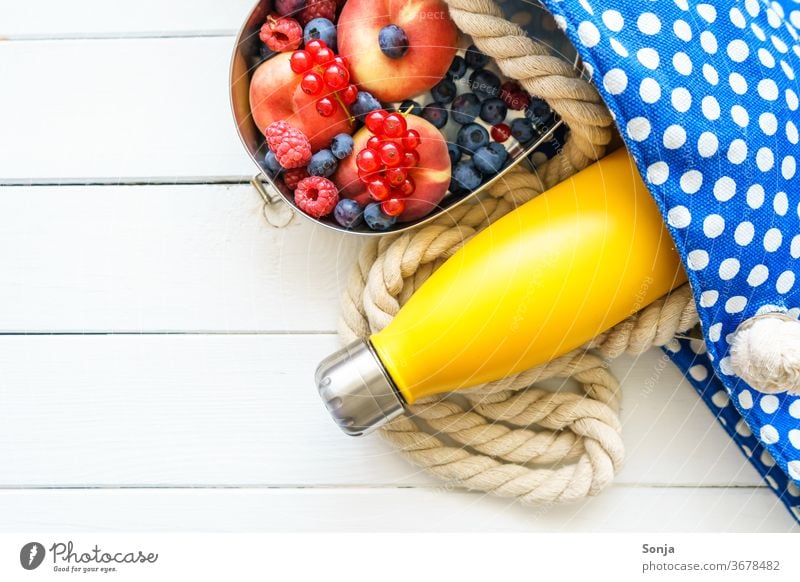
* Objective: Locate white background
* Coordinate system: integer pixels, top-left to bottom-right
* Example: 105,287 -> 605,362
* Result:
0,0 -> 796,532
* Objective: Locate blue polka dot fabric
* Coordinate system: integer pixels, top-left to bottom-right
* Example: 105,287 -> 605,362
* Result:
536,0 -> 800,523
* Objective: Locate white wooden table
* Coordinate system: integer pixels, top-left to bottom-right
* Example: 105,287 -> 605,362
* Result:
0,1 -> 796,533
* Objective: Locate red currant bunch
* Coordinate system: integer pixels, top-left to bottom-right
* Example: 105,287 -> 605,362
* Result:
354,110 -> 421,217
289,39 -> 358,118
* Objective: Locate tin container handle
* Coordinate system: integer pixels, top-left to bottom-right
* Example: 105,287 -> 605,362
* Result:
251,174 -> 294,228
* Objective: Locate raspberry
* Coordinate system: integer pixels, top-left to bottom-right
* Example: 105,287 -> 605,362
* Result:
259,15 -> 303,52
282,167 -> 308,190
266,121 -> 312,169
499,81 -> 531,111
298,0 -> 336,26
294,176 -> 339,218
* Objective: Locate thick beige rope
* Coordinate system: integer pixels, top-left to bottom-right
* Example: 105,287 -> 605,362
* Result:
337,0 -> 700,505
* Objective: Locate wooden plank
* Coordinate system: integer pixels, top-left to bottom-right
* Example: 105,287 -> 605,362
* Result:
0,487 -> 794,532
0,184 -> 361,333
0,334 -> 766,487
0,37 -> 255,182
0,1 -> 254,38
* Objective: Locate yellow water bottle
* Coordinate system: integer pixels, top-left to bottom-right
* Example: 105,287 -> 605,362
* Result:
316,149 -> 687,435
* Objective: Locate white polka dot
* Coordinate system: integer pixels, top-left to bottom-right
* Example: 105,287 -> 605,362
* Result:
759,112 -> 778,135
638,12 -> 661,35
782,156 -> 796,180
777,271 -> 796,294
662,125 -> 686,149
738,389 -> 754,409
711,390 -> 729,407
603,68 -> 628,94
790,429 -> 800,449
637,48 -> 660,70
788,482 -> 800,497
688,249 -> 709,270
782,61 -> 796,81
746,184 -> 765,209
730,7 -> 746,28
747,264 -> 769,286
745,0 -> 760,17
791,234 -> 800,258
756,147 -> 774,171
602,10 -> 624,32
667,205 -> 691,228
626,117 -> 651,141
690,364 -> 709,382
680,170 -> 703,194
761,449 -> 776,467
742,445 -> 753,458
725,295 -> 747,313
577,21 -> 601,47
727,39 -> 750,62
610,38 -> 628,58
790,461 -> 800,481
766,475 -> 779,490
697,3 -> 717,22
772,34 -> 788,53
708,322 -> 722,342
701,96 -> 720,120
719,258 -> 740,280
671,87 -> 692,112
702,64 -> 719,85
713,176 -> 736,201
752,23 -> 767,41
736,418 -> 752,436
760,424 -> 779,444
759,47 -> 776,68
697,132 -> 718,157
760,394 -> 780,414
553,15 -> 567,32
758,78 -> 779,100
647,161 -> 669,185
787,89 -> 799,111
790,400 -> 800,419
764,228 -> 783,251
700,31 -> 718,54
703,214 -> 725,238
673,52 -> 693,75
774,191 -> 789,215
699,289 -> 718,307
729,72 -> 748,94
727,139 -> 747,164
673,19 -> 692,41
787,120 -> 799,144
674,0 -> 689,11
639,78 -> 661,103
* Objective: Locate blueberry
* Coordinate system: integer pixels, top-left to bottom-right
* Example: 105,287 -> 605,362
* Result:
450,93 -> 481,124
451,160 -> 483,193
334,199 -> 364,229
364,203 -> 397,231
473,142 -> 508,175
431,78 -> 457,104
263,151 -> 282,175
275,0 -> 306,16
447,142 -> 462,164
526,97 -> 552,121
465,44 -> 490,69
330,133 -> 354,160
378,24 -> 409,59
304,18 -> 337,51
400,99 -> 422,116
259,44 -> 275,62
307,149 -> 338,177
479,98 -> 507,125
447,56 -> 467,79
422,103 -> 448,129
351,91 -> 382,122
456,123 -> 490,154
468,69 -> 501,100
511,118 -> 536,143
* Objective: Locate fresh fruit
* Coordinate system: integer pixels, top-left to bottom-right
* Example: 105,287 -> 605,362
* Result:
451,159 -> 482,192
290,50 -> 313,73
491,123 -> 511,143
294,176 -> 339,217
511,117 -> 536,143
431,78 -> 457,104
469,69 -> 501,100
333,199 -> 364,228
340,84 -> 359,104
381,198 -> 406,216
527,97 -> 553,122
480,98 -> 507,125
421,103 -> 448,129
263,151 -> 282,176
447,143 -> 462,164
456,123 -> 490,154
315,96 -> 335,116
473,142 -> 508,175
447,56 -> 467,79
283,167 -> 309,190
260,14 -> 303,52
338,0 -> 458,102
303,17 -> 337,50
301,71 -> 323,95
402,129 -> 420,150
382,113 -> 407,138
331,134 -> 355,159
465,44 -> 490,69
451,93 -> 481,124
356,148 -> 381,173
266,121 -> 313,168
350,91 -> 382,122
499,81 -> 531,110
308,149 -> 339,177
379,142 -> 402,167
250,53 -> 352,151
275,0 -> 306,17
400,99 -> 422,116
364,202 -> 397,230
378,24 -> 410,59
298,0 -> 336,26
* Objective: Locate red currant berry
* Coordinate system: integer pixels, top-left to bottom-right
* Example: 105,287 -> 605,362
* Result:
491,123 -> 511,143
382,113 -> 407,138
399,176 -> 416,197
402,150 -> 420,168
333,56 -> 348,69
401,129 -> 421,150
356,148 -> 381,173
367,177 -> 390,201
289,50 -> 313,73
341,84 -> 358,105
305,39 -> 327,56
381,198 -> 406,216
386,167 -> 407,187
365,110 -> 388,135
316,97 -> 335,117
300,72 -> 323,95
314,47 -> 335,65
379,142 -> 402,167
323,64 -> 349,90
366,135 -> 382,151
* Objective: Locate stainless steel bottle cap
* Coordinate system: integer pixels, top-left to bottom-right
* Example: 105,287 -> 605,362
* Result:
315,339 -> 406,436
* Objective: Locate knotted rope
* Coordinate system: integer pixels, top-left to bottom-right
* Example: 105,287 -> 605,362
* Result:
337,0 -> 700,504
